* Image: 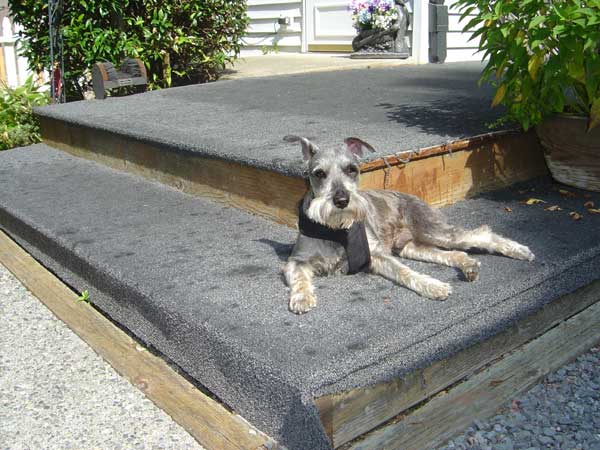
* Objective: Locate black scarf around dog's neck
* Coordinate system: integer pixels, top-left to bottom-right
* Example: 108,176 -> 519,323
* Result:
298,202 -> 371,274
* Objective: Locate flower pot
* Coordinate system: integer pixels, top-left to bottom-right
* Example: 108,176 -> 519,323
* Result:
535,115 -> 600,192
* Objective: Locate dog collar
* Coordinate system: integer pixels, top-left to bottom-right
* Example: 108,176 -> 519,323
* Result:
298,203 -> 371,274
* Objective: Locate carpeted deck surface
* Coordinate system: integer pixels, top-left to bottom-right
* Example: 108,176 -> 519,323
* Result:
1,145 -> 599,450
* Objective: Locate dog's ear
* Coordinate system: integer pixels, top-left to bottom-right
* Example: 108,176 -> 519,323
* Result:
344,137 -> 376,157
284,135 -> 319,161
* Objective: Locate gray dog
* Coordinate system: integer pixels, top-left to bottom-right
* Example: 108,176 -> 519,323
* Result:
283,135 -> 535,314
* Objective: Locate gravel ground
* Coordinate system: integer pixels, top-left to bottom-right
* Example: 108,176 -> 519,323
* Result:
1,261 -> 598,450
0,264 -> 204,450
438,349 -> 600,450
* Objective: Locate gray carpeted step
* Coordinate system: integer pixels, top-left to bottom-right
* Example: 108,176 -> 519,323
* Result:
1,144 -> 599,450
35,62 -> 500,177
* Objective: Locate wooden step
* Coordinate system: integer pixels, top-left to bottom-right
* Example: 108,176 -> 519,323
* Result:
40,115 -> 547,227
35,63 -> 551,227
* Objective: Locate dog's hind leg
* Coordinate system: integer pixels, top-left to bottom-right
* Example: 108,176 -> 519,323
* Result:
370,253 -> 451,300
423,225 -> 535,261
284,260 -> 317,314
399,242 -> 481,281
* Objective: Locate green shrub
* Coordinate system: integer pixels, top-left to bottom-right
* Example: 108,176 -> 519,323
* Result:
454,0 -> 600,131
0,76 -> 50,150
9,0 -> 249,99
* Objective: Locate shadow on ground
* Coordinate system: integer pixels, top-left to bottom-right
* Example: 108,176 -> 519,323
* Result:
376,98 -> 505,138
256,238 -> 294,262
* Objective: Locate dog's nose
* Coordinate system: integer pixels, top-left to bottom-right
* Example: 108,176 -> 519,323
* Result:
333,190 -> 350,209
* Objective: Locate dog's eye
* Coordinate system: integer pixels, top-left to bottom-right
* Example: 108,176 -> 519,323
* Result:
313,169 -> 327,179
345,165 -> 359,177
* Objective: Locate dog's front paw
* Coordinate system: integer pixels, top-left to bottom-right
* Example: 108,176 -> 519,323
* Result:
462,258 -> 481,282
423,278 -> 452,301
289,292 -> 317,314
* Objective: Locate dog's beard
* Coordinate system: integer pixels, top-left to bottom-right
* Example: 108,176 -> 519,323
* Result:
307,192 -> 369,229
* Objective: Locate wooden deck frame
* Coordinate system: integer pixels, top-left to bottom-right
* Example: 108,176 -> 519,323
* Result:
0,230 -> 280,450
40,116 -> 548,228
316,281 -> 600,448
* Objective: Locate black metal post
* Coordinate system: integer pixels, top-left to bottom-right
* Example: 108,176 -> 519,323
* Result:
48,0 -> 65,103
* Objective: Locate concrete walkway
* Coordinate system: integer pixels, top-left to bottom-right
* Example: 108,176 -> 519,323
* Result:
221,53 -> 414,80
0,264 -> 204,450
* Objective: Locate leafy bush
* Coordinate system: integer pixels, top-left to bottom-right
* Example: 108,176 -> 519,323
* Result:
0,76 -> 49,150
9,0 -> 249,99
454,0 -> 600,131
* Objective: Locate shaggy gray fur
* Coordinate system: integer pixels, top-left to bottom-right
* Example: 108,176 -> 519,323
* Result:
285,137 -> 534,314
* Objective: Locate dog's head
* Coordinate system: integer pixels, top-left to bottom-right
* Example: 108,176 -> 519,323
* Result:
284,135 -> 375,229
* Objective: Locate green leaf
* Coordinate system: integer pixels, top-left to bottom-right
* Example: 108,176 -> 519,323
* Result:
7,0 -> 250,97
553,24 -> 566,36
463,16 -> 483,32
76,290 -> 90,303
588,99 -> 600,131
528,16 -> 546,29
586,75 -> 600,108
492,84 -> 507,107
587,16 -> 599,26
530,39 -> 543,49
568,61 -> 586,83
459,6 -> 477,22
528,55 -> 543,80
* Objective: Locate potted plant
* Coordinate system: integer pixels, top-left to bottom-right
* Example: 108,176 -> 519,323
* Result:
455,0 -> 600,191
349,0 -> 410,58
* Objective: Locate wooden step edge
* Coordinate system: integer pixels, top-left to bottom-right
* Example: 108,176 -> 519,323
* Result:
359,129 -> 521,173
315,280 -> 600,448
344,288 -> 600,450
0,229 -> 283,450
358,128 -> 548,207
39,116 -> 306,228
39,116 -> 548,227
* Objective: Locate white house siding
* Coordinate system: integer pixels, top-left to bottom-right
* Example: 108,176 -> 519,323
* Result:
240,0 -> 479,62
444,0 -> 483,63
242,0 -> 303,54
241,0 -> 414,55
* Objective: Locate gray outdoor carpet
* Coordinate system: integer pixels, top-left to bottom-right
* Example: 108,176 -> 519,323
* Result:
2,145 -> 599,450
35,62 -> 502,177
